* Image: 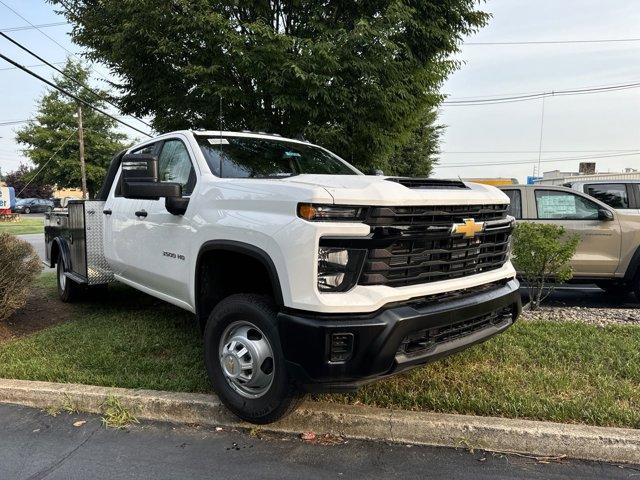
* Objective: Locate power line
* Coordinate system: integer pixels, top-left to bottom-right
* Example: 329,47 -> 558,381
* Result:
0,31 -> 153,129
0,52 -> 152,137
0,21 -> 67,33
0,0 -> 115,89
466,38 -> 640,46
437,151 -> 640,168
0,120 -> 29,126
0,61 -> 65,72
442,81 -> 640,105
16,128 -> 77,197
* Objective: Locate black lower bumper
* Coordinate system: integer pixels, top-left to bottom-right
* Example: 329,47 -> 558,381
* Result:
278,279 -> 521,393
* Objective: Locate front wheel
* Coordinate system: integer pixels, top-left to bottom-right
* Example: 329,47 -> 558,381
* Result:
24,207 -> 30,214
203,294 -> 303,424
57,257 -> 82,302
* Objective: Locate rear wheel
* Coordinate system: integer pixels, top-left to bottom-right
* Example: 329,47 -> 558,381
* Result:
57,257 -> 82,302
203,294 -> 303,424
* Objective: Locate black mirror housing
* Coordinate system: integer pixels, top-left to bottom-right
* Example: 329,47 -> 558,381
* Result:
120,153 -> 182,200
598,208 -> 614,221
121,153 -> 158,183
122,181 -> 182,200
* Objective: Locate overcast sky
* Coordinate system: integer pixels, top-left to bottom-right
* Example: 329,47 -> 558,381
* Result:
0,0 -> 639,183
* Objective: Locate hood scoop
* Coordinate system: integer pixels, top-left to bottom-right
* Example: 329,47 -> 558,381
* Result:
385,177 -> 468,190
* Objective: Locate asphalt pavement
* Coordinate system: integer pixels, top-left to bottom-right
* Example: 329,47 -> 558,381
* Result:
18,233 -> 52,270
0,403 -> 636,480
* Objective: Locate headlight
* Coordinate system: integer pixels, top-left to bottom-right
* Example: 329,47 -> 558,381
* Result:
317,247 -> 366,292
298,203 -> 366,222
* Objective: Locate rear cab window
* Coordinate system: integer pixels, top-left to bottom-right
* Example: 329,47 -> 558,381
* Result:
585,183 -> 629,209
502,189 -> 522,219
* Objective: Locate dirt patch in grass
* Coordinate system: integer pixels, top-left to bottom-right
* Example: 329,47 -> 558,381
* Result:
0,276 -> 73,342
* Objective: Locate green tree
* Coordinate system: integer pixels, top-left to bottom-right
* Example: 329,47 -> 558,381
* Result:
52,0 -> 488,175
15,59 -> 130,197
512,223 -> 580,310
4,164 -> 54,198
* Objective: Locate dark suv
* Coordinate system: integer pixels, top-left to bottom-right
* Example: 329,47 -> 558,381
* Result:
13,198 -> 55,214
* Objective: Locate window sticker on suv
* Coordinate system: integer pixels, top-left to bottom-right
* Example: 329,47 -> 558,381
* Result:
537,193 -> 577,217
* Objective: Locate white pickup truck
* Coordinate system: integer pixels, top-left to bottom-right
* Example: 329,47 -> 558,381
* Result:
45,130 -> 521,423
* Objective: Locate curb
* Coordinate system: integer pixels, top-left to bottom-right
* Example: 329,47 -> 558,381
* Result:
0,378 -> 638,464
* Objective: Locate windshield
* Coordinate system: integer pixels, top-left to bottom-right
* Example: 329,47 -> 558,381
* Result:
196,136 -> 360,178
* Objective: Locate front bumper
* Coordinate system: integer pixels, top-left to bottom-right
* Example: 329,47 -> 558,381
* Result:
278,278 -> 521,392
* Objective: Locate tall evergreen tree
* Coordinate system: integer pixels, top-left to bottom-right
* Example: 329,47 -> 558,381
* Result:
51,0 -> 489,175
16,59 -> 130,196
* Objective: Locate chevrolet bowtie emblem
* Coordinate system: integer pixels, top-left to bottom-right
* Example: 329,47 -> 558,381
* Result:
452,218 -> 484,238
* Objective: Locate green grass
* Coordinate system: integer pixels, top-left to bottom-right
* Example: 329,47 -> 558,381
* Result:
0,217 -> 44,235
1,274 -> 639,429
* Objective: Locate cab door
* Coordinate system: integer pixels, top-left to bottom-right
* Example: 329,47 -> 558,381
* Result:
122,137 -> 199,305
529,188 -> 621,276
103,141 -> 161,280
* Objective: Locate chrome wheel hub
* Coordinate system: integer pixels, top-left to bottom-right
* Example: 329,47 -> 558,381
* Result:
218,321 -> 274,399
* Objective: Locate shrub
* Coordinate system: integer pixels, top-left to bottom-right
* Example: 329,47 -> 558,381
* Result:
512,223 -> 579,310
0,233 -> 43,321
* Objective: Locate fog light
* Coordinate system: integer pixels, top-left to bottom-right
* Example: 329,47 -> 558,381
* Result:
329,333 -> 354,363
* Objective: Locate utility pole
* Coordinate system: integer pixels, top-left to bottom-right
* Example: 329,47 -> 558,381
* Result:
77,105 -> 87,199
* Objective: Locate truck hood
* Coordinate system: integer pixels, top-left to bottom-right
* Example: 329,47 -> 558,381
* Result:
279,175 -> 510,206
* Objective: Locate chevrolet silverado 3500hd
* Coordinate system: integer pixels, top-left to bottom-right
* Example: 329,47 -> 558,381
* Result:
45,130 -> 521,424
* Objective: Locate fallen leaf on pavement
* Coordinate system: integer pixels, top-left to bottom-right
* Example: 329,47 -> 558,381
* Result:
301,431 -> 316,441
73,420 -> 87,427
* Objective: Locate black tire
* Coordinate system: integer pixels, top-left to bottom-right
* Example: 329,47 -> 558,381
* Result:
633,275 -> 640,303
203,294 -> 303,424
56,257 -> 82,302
46,206 -> 53,213
596,281 -> 631,295
24,207 -> 30,214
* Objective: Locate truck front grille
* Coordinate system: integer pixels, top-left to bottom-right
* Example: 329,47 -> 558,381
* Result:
397,305 -> 514,358
359,204 -> 512,287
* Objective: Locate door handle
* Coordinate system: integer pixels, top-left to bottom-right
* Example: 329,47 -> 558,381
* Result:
135,210 -> 148,218
103,209 -> 112,215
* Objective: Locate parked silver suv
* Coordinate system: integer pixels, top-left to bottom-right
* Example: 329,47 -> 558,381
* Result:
563,180 -> 640,215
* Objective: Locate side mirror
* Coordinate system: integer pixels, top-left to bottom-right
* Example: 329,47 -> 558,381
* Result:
598,208 -> 614,221
120,153 -> 181,200
370,168 -> 384,176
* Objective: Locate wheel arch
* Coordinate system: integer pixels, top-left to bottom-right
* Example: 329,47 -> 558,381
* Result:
195,240 -> 285,329
50,236 -> 72,271
623,245 -> 640,281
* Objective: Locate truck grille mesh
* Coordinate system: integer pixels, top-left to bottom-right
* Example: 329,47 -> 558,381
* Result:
397,305 -> 514,358
360,205 -> 512,287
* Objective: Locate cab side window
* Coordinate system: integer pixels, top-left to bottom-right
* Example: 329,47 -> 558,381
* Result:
535,190 -> 599,220
132,143 -> 157,155
585,183 -> 629,209
503,189 -> 522,219
157,139 -> 197,196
